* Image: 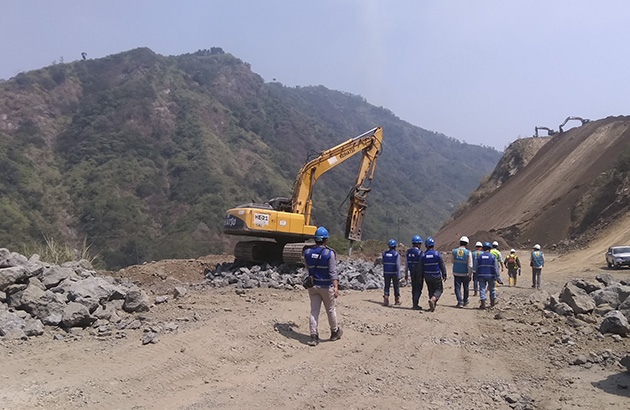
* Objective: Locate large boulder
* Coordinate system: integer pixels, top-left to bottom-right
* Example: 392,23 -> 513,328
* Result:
39,266 -> 80,289
123,290 -> 151,313
569,278 -> 602,294
67,276 -> 127,312
599,310 -> 630,336
554,302 -> 575,316
0,250 -> 28,268
560,283 -> 596,314
596,273 -> 619,287
590,285 -> 630,309
0,266 -> 29,291
0,308 -> 26,336
61,302 -> 96,328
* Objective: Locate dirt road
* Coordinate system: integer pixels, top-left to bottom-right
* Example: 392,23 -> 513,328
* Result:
1,244 -> 629,409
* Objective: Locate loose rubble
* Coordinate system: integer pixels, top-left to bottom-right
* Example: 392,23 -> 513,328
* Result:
205,258 -> 388,291
0,248 -> 171,343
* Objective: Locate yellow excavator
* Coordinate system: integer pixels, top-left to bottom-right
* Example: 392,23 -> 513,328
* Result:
223,126 -> 383,264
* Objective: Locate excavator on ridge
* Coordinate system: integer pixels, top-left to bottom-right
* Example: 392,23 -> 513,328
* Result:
223,126 -> 383,264
558,116 -> 590,133
533,126 -> 556,138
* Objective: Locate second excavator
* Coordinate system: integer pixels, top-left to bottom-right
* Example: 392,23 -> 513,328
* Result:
223,126 -> 383,264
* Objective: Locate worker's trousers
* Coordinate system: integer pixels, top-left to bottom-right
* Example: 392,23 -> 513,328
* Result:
308,286 -> 338,336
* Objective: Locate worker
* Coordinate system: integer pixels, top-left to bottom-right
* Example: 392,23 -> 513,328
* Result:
405,235 -> 424,310
530,244 -> 545,290
451,236 -> 473,308
304,227 -> 342,346
476,242 -> 501,308
471,241 -> 484,296
491,241 -> 505,273
503,249 -> 522,287
419,237 -> 447,312
382,239 -> 402,306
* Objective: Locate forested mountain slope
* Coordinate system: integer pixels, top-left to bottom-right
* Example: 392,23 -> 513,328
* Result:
0,47 -> 500,268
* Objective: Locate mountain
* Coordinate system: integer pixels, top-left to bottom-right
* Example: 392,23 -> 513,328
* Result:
436,115 -> 630,251
0,47 -> 501,268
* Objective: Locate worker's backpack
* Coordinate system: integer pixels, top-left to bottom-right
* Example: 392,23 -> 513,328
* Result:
507,254 -> 517,268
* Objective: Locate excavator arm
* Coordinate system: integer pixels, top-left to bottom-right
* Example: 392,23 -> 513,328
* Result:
291,126 -> 383,236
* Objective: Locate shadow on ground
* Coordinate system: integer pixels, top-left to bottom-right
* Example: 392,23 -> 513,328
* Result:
273,321 -> 310,345
591,371 -> 630,398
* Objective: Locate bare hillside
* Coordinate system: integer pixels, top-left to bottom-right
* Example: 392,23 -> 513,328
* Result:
436,115 -> 630,249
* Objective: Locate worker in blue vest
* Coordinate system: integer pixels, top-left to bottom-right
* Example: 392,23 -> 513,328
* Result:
475,242 -> 501,309
382,239 -> 402,306
471,241 -> 484,296
304,227 -> 342,346
419,237 -> 447,312
530,244 -> 545,290
404,235 -> 424,310
452,236 -> 473,308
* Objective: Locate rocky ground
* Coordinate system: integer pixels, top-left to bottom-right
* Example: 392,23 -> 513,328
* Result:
1,243 -> 629,410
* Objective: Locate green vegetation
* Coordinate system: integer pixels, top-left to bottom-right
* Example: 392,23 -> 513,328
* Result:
21,236 -> 99,266
0,48 -> 501,269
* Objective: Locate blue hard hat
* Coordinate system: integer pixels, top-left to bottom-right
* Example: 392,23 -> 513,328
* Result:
388,239 -> 397,248
425,237 -> 435,246
483,241 -> 492,249
412,235 -> 423,244
314,226 -> 329,240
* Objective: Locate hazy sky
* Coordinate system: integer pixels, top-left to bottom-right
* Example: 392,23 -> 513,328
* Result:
2,0 -> 628,149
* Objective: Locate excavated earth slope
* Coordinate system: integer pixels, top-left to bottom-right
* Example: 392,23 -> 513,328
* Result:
436,116 -> 630,249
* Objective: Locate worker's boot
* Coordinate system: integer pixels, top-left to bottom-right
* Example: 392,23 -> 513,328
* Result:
509,277 -> 514,287
490,298 -> 498,307
394,296 -> 401,305
383,295 -> 389,306
479,300 -> 486,309
513,277 -> 517,287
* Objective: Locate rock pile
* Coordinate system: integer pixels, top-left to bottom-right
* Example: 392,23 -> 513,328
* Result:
530,273 -> 630,337
0,248 -> 151,340
204,258 -> 390,291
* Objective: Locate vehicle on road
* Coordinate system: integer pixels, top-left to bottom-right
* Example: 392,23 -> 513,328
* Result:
606,246 -> 630,269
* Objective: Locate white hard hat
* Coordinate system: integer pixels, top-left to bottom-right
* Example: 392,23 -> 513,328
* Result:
510,249 -> 516,253
475,241 -> 483,247
492,241 -> 499,247
460,236 -> 469,243
533,244 -> 541,250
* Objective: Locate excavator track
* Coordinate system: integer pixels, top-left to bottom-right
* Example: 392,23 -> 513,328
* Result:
234,241 -> 284,264
282,242 -> 310,265
234,241 -> 310,265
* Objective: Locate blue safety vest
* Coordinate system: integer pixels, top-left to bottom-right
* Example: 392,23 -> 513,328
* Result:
406,247 -> 422,274
304,246 -> 333,287
476,251 -> 497,279
472,250 -> 483,272
422,250 -> 442,278
452,247 -> 470,276
382,250 -> 400,276
531,251 -> 544,268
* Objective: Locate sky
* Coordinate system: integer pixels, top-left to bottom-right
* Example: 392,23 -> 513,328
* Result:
1,0 -> 629,150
